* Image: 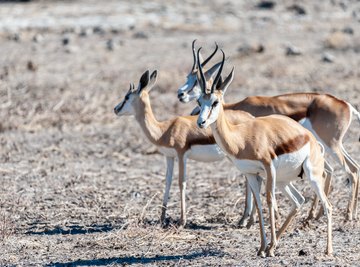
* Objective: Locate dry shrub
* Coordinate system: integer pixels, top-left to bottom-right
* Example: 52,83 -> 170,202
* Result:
324,31 -> 352,50
0,212 -> 14,242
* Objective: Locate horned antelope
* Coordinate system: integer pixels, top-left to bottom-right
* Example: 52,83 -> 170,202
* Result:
178,40 -> 360,223
113,69 -> 255,227
195,48 -> 332,257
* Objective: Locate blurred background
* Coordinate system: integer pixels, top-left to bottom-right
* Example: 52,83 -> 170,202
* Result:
0,0 -> 359,265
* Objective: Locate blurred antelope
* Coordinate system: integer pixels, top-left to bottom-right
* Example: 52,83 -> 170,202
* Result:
195,48 -> 332,257
114,70 -> 253,226
178,40 -> 360,223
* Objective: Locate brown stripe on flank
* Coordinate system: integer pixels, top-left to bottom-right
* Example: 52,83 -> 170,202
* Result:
273,134 -> 310,158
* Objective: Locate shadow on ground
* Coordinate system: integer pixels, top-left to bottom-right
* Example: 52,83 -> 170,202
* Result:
47,250 -> 225,266
26,224 -> 114,235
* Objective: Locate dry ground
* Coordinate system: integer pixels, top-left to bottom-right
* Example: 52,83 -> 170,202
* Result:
0,0 -> 360,266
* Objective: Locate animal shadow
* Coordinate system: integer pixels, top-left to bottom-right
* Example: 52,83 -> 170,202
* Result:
26,223 -> 115,235
47,250 -> 225,266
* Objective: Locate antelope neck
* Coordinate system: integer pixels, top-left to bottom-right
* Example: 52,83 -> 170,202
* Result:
134,93 -> 165,145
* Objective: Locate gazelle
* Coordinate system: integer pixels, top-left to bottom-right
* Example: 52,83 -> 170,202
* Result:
178,40 -> 360,222
113,69 -> 254,226
195,48 -> 333,257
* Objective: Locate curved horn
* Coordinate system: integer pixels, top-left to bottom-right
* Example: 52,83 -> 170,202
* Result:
211,49 -> 225,94
201,42 -> 218,67
197,47 -> 207,94
191,39 -> 197,71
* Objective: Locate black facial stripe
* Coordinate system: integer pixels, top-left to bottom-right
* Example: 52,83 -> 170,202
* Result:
117,101 -> 126,111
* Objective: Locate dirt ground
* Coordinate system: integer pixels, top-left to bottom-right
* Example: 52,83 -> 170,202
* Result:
0,0 -> 360,266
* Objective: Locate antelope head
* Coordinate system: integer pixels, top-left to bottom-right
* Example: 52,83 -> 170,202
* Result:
177,40 -> 223,103
114,70 -> 157,116
197,48 -> 234,128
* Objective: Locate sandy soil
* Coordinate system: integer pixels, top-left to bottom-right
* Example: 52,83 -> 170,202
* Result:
0,0 -> 359,266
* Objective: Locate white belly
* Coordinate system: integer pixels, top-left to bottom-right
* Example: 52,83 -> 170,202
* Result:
186,144 -> 226,162
228,143 -> 310,183
231,158 -> 266,176
272,143 -> 310,182
158,145 -> 226,162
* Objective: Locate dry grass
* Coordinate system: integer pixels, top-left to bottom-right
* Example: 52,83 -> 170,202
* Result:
0,0 -> 359,266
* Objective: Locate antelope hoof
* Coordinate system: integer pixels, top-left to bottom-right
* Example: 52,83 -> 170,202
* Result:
257,250 -> 266,258
238,215 -> 248,228
160,210 -> 167,224
245,217 -> 255,229
179,218 -> 186,228
266,246 -> 276,257
326,248 -> 333,256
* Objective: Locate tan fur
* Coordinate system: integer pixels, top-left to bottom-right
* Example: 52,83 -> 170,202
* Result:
225,92 -> 359,220
205,90 -> 332,257
130,90 -> 253,226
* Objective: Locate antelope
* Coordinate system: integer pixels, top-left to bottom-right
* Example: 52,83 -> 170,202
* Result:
195,48 -> 333,257
178,40 -> 360,223
113,69 -> 254,227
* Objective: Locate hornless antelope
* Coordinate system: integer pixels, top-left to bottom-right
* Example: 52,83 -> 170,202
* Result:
196,48 -> 332,257
114,69 -> 254,226
178,40 -> 360,222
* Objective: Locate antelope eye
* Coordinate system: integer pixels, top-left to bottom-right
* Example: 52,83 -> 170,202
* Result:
125,95 -> 129,101
212,100 -> 219,107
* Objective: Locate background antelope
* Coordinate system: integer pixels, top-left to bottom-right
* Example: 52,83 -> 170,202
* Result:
178,40 -> 360,222
195,48 -> 332,257
114,69 -> 255,227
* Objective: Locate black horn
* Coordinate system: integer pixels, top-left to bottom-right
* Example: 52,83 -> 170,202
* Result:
211,49 -> 225,94
201,42 -> 218,67
197,47 -> 207,94
191,39 -> 197,72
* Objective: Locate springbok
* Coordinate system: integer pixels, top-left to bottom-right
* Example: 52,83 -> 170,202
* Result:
178,40 -> 360,222
196,48 -> 332,257
114,69 -> 254,226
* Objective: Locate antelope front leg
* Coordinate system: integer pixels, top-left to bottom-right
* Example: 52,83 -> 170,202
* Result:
247,174 -> 267,257
161,157 -> 175,225
178,155 -> 187,227
265,165 -> 277,257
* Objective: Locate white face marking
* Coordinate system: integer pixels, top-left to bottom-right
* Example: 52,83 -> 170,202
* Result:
114,91 -> 136,116
272,142 -> 310,182
197,94 -> 221,129
177,74 -> 201,103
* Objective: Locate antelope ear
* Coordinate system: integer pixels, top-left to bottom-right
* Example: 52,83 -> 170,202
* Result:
147,70 -> 158,92
215,75 -> 223,90
220,67 -> 234,95
190,106 -> 201,116
138,70 -> 150,94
